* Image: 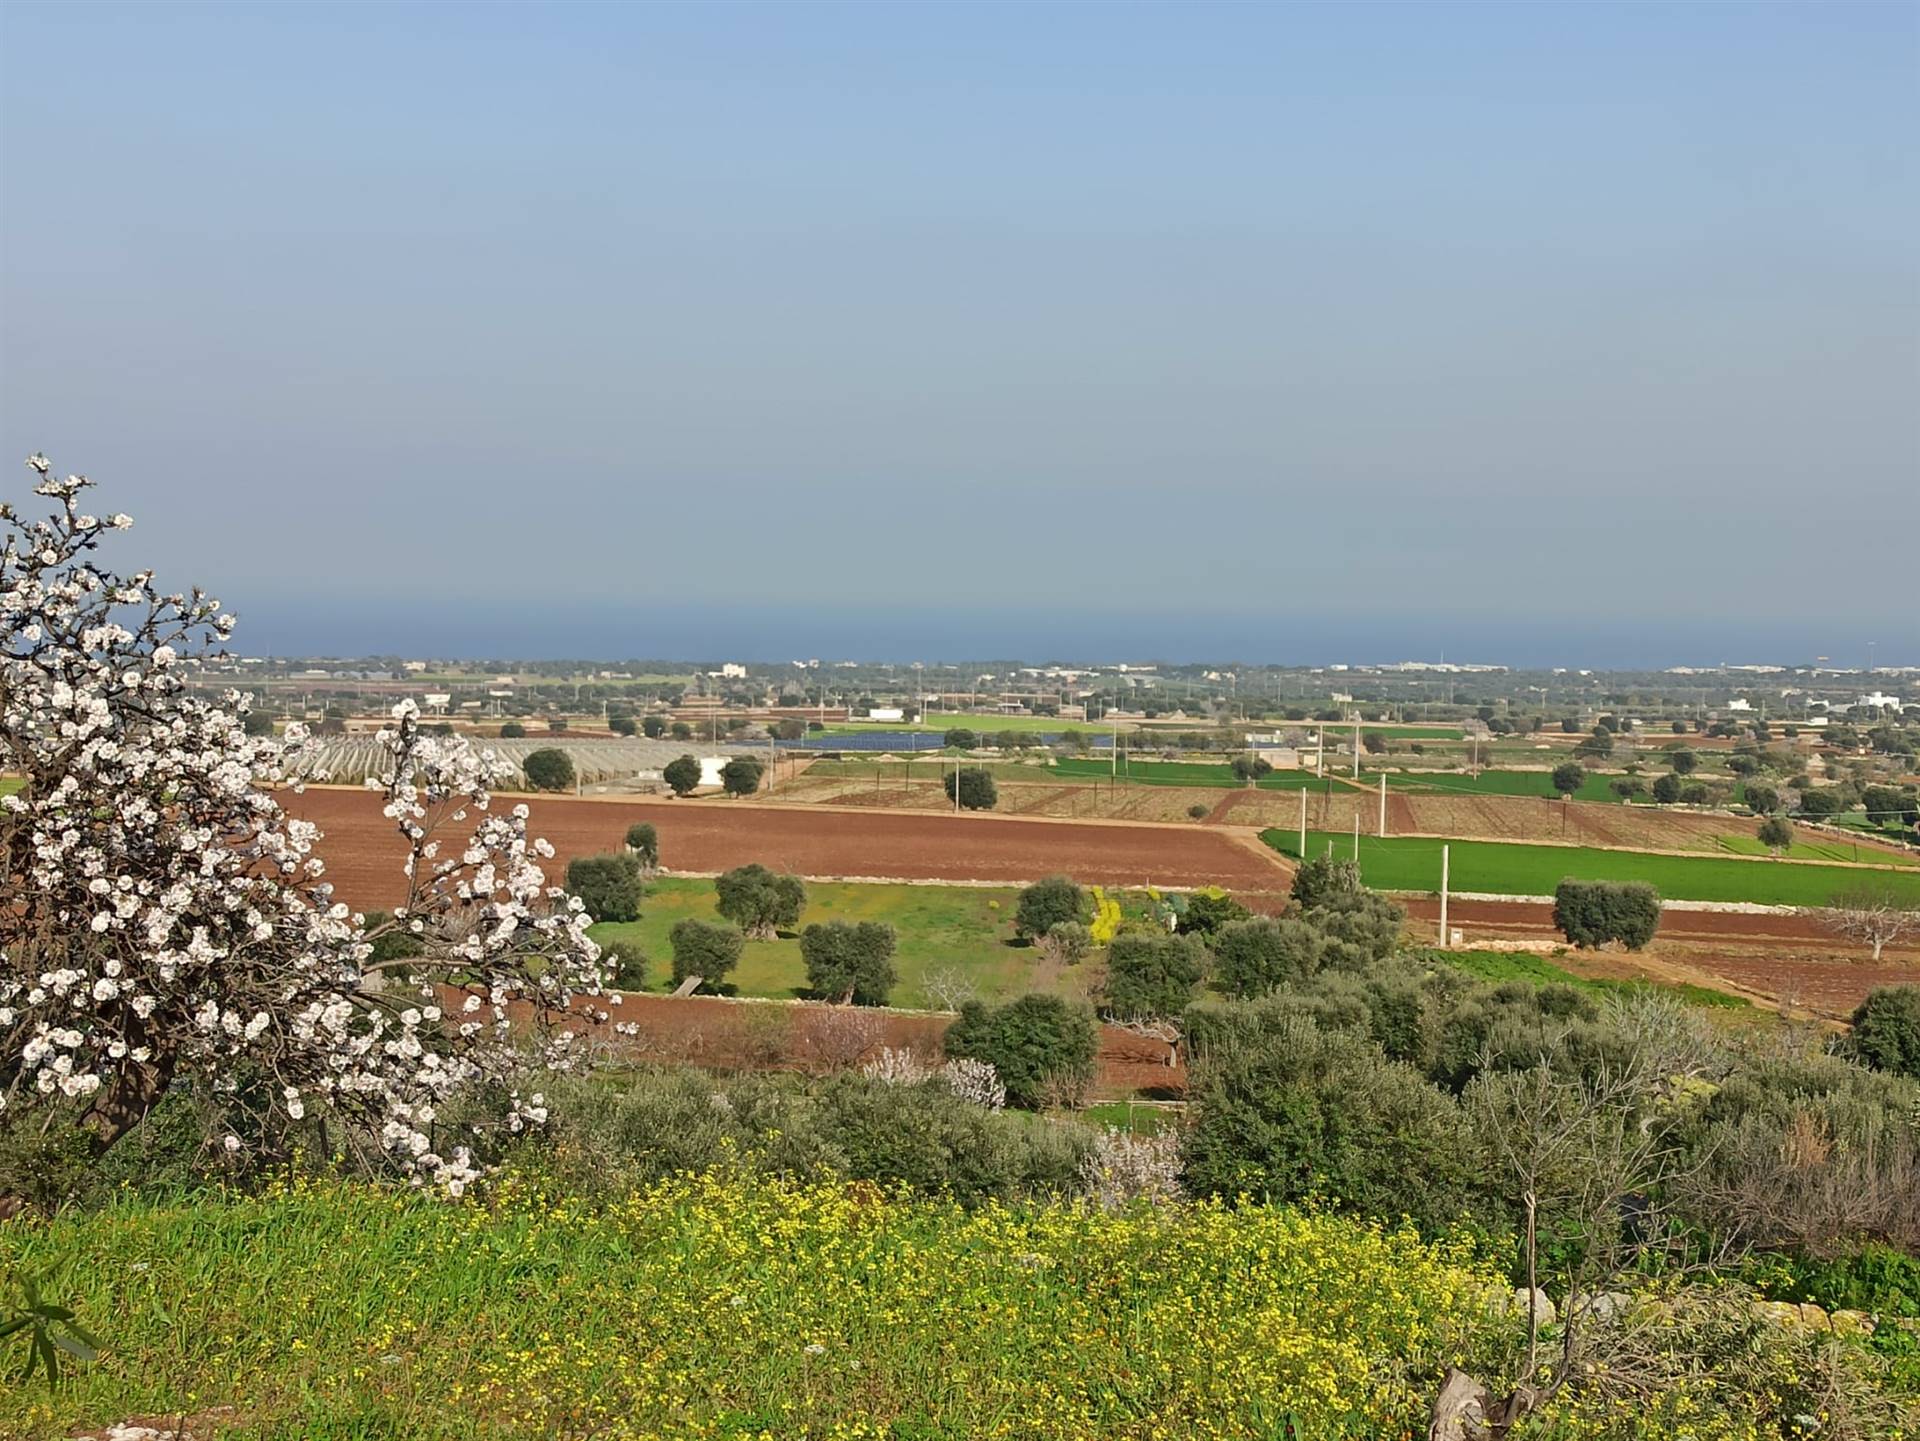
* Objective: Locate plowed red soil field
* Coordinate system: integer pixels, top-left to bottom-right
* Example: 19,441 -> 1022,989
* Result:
559,991 -> 1185,1099
1401,897 -> 1919,1016
285,787 -> 1291,909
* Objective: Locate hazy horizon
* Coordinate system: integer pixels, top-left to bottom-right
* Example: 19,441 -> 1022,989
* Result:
3,1 -> 1916,659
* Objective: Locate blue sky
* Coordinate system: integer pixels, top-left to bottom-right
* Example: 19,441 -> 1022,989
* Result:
2,1 -> 1914,664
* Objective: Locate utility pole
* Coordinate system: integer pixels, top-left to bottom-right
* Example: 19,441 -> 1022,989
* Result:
1351,809 -> 1360,867
1352,719 -> 1360,779
1378,772 -> 1387,838
1298,787 -> 1307,857
1438,843 -> 1451,947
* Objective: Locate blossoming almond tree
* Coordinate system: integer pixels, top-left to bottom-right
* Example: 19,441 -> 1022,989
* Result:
0,457 -> 610,1195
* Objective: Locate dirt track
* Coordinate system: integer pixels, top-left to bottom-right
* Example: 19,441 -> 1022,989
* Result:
285,787 -> 1293,909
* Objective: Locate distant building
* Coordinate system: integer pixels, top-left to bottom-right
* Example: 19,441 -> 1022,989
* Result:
867,706 -> 906,722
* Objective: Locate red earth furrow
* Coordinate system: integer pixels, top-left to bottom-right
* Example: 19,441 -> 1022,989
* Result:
284,787 -> 1292,910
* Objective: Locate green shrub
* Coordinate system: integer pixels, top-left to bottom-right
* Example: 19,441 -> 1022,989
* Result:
565,852 -> 643,923
1552,880 -> 1661,949
1851,986 -> 1920,1080
663,754 -> 702,796
720,756 -> 764,797
943,766 -> 997,810
1289,853 -> 1363,911
1101,932 -> 1208,1020
1182,1017 -> 1491,1234
500,721 -> 527,738
1175,892 -> 1251,937
1016,875 -> 1087,939
1306,890 -> 1405,968
669,919 -> 745,992
1211,916 -> 1325,999
609,714 -> 638,736
800,920 -> 899,1006
625,822 -> 659,867
522,747 -> 575,792
602,940 -> 647,991
943,995 -> 1099,1110
714,864 -> 806,940
361,909 -> 425,965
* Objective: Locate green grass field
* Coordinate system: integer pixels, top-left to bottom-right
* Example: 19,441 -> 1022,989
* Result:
1713,832 -> 1920,866
590,877 -> 1100,1008
1052,757 -> 1322,790
0,776 -> 20,798
1437,949 -> 1748,1009
1386,768 -> 1625,804
1261,830 -> 1920,907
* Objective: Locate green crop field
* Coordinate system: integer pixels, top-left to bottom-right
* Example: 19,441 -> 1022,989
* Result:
1355,724 -> 1466,740
1052,758 -> 1323,790
0,776 -> 20,798
1260,830 -> 1920,907
1386,768 -> 1626,804
592,877 -> 1112,1008
1713,832 -> 1920,866
1436,949 -> 1748,1009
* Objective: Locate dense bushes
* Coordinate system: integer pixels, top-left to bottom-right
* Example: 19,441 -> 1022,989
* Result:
944,995 -> 1099,1109
800,920 -> 898,1005
539,1069 -> 1089,1204
1211,916 -> 1325,998
564,852 -> 643,922
1552,880 -> 1661,949
1851,986 -> 1920,1080
1174,891 -> 1250,937
1289,853 -> 1362,911
1016,875 -> 1086,938
669,919 -> 744,992
1182,1017 -> 1492,1234
1100,932 -> 1208,1020
714,863 -> 806,939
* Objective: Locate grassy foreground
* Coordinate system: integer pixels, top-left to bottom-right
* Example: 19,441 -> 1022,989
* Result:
3,1174 -> 1509,1440
1263,830 -> 1920,907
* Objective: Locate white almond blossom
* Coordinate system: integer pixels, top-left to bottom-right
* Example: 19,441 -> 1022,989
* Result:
1,458 -> 611,1188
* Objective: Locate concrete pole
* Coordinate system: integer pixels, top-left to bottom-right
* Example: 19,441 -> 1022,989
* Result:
1298,787 -> 1307,858
1352,720 -> 1360,779
1351,808 -> 1359,864
1378,772 -> 1387,838
1439,843 -> 1451,947
1316,731 -> 1324,778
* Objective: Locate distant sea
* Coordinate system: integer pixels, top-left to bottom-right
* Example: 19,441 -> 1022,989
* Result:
223,597 -> 1915,672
